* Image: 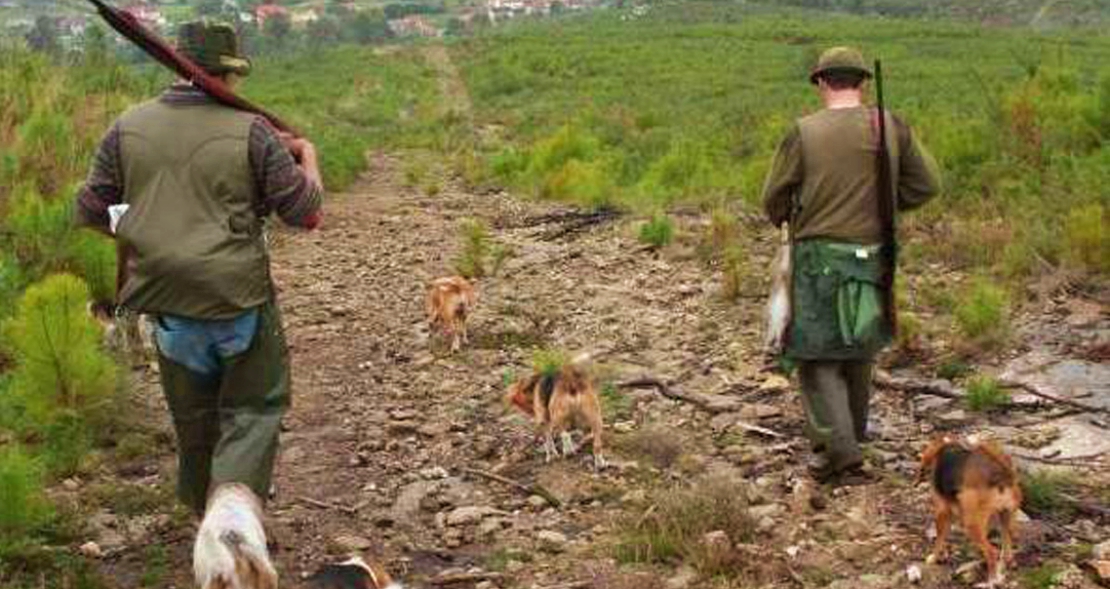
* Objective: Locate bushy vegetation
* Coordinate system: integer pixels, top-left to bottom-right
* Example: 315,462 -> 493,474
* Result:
454,218 -> 491,278
1021,469 -> 1082,519
531,347 -> 570,377
451,4 -> 1110,281
954,279 -> 1010,348
240,45 -> 441,190
637,212 -> 675,249
615,477 -> 755,577
964,375 -> 1009,412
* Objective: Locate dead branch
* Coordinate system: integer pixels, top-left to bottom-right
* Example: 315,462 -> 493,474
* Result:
429,572 -> 506,585
519,207 -> 619,228
873,372 -> 961,400
1012,451 -> 1107,468
296,495 -> 358,515
998,379 -> 1110,416
535,582 -> 592,589
617,377 -> 783,438
462,468 -> 562,508
538,210 -> 621,241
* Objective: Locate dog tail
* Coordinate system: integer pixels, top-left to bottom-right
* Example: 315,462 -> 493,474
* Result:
195,528 -> 278,589
194,487 -> 277,589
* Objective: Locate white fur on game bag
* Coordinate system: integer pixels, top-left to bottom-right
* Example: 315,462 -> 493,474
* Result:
763,223 -> 792,354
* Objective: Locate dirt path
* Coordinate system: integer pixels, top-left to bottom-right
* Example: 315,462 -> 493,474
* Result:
86,154 -> 1108,589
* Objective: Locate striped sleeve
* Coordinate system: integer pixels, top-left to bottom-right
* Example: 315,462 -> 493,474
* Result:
248,118 -> 323,229
75,121 -> 124,230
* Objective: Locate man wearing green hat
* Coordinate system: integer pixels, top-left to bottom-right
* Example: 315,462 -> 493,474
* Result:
762,47 -> 940,482
75,21 -> 323,514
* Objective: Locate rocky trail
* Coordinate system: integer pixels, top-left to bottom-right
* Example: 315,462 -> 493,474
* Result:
73,149 -> 1110,589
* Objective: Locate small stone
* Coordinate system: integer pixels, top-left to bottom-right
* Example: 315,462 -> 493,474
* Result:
476,582 -> 495,589
62,478 -> 81,492
1093,539 -> 1110,561
332,535 -> 373,552
938,409 -> 967,424
621,490 -> 648,505
527,495 -> 549,509
665,566 -> 698,589
536,530 -> 568,553
785,545 -> 800,559
1092,560 -> 1110,582
906,564 -> 923,584
79,541 -> 103,558
748,503 -> 786,520
446,506 -> 505,527
478,518 -> 507,538
759,375 -> 790,392
702,530 -> 730,550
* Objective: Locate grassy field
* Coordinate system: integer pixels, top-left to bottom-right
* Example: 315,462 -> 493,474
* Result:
241,44 -> 443,190
449,4 -> 1109,277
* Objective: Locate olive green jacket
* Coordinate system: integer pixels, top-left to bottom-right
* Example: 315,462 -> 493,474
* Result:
762,106 -> 941,243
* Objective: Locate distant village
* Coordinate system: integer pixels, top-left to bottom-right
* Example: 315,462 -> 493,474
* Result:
0,0 -> 611,51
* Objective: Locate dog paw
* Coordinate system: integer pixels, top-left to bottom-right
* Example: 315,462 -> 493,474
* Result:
560,432 -> 576,457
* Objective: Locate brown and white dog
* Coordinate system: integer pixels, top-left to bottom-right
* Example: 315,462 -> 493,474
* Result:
193,484 -> 278,589
505,364 -> 606,470
918,435 -> 1022,587
306,556 -> 402,589
425,276 -> 477,352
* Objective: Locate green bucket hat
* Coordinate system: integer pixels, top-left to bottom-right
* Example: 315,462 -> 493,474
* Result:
177,20 -> 252,77
809,46 -> 872,85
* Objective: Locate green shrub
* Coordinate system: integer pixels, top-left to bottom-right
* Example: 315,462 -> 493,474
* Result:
696,208 -> 738,263
454,218 -> 490,279
1063,203 -> 1108,273
720,244 -> 747,301
1021,470 -> 1081,518
965,375 -> 1009,412
935,357 -> 972,380
531,348 -> 569,378
638,212 -> 674,249
4,274 -> 117,474
615,476 -> 754,576
0,445 -> 52,539
539,159 -> 616,209
954,279 -> 1009,347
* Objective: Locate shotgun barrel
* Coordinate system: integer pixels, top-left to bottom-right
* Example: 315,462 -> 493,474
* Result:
85,0 -> 299,136
874,59 -> 898,337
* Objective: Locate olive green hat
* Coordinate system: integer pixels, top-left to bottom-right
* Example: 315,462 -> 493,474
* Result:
809,46 -> 872,85
177,20 -> 252,77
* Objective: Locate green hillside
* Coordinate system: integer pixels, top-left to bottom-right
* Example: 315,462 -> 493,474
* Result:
446,3 -> 1109,275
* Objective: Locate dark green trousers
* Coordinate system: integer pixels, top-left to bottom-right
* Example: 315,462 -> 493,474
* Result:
157,302 -> 290,514
797,360 -> 873,470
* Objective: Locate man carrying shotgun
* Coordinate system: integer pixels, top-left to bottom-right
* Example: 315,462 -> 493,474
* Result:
762,47 -> 940,483
75,21 -> 323,515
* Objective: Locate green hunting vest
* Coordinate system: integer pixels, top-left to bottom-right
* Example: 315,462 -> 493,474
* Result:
115,100 -> 271,320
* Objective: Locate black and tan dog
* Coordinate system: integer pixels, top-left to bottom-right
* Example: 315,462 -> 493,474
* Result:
505,364 -> 606,470
307,556 -> 402,589
918,435 -> 1022,587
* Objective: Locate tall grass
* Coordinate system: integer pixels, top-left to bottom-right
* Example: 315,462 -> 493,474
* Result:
240,45 -> 443,190
452,5 -> 1110,278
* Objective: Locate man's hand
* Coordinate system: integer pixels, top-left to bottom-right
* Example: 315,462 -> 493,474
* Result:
278,133 -> 323,192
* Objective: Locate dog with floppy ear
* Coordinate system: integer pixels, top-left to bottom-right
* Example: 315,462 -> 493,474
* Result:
918,435 -> 1022,588
193,483 -> 278,589
306,556 -> 402,589
425,276 -> 477,352
505,364 -> 606,470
